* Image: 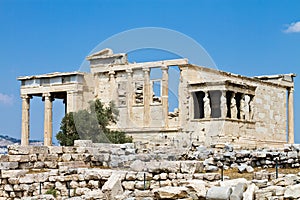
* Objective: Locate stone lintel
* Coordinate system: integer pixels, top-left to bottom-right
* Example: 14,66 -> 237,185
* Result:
90,58 -> 188,73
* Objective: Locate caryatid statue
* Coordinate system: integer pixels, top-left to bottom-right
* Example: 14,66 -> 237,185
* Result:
204,92 -> 211,118
240,94 -> 245,119
230,93 -> 237,119
244,95 -> 251,120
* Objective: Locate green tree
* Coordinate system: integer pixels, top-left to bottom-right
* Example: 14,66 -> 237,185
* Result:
56,112 -> 79,146
56,99 -> 132,146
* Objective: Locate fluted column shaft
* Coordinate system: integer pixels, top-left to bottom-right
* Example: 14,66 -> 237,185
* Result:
288,88 -> 294,144
21,94 -> 30,146
143,68 -> 151,127
43,93 -> 53,146
161,65 -> 169,128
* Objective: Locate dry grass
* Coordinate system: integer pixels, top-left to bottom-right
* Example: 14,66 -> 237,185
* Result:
27,169 -> 50,174
222,167 -> 300,180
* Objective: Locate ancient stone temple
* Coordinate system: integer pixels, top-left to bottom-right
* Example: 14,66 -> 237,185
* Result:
18,48 -> 296,147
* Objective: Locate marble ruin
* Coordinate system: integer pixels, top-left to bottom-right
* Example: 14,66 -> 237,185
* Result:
18,48 -> 296,147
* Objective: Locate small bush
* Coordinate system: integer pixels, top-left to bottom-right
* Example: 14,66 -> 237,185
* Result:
45,187 -> 57,198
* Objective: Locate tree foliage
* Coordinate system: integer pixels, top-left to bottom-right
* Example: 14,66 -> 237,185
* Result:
56,99 -> 132,146
56,112 -> 79,146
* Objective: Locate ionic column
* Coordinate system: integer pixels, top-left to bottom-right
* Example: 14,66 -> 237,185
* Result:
161,65 -> 169,128
288,87 -> 294,144
221,91 -> 227,118
21,94 -> 31,146
109,71 -> 118,106
143,68 -> 151,127
43,93 -> 53,146
93,73 -> 99,98
126,69 -> 133,124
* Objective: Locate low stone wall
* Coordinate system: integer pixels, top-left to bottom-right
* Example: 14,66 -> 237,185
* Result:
1,141 -> 300,199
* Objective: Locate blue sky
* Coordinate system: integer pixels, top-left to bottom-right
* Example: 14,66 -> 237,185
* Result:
0,0 -> 300,144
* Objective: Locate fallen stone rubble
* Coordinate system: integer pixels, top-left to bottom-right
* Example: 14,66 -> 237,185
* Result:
0,141 -> 300,199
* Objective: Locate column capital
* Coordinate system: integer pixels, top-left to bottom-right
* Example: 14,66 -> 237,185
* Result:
21,94 -> 32,99
108,70 -> 115,75
42,92 -> 51,98
289,87 -> 295,93
142,67 -> 150,72
67,90 -> 76,95
126,69 -> 133,74
161,65 -> 168,71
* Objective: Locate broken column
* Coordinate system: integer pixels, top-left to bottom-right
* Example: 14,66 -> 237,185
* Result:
43,93 -> 53,146
21,94 -> 31,146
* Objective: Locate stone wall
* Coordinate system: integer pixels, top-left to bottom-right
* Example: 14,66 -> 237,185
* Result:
1,141 -> 300,199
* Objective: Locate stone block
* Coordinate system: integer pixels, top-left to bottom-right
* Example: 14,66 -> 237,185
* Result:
255,190 -> 272,199
19,174 -> 36,184
48,146 -> 63,154
8,145 -> 30,155
135,181 -> 150,190
83,189 -> 105,200
122,181 -> 136,190
288,151 -> 298,159
91,153 -> 110,162
88,180 -> 99,189
159,173 -> 168,180
252,179 -> 268,188
125,171 -> 137,181
8,155 -> 30,162
1,169 -> 28,178
230,182 -> 247,200
0,155 -> 8,162
154,186 -> 188,199
220,178 -> 248,188
62,146 -> 77,153
30,146 -> 49,154
34,161 -> 45,169
4,184 -> 13,192
136,172 -> 152,181
181,161 -> 204,173
19,162 -> 34,169
134,190 -> 154,199
58,161 -> 89,168
102,173 -> 124,199
204,173 -> 220,181
44,161 -> 57,169
130,160 -> 146,171
74,140 -> 93,147
0,162 -> 18,170
284,183 -> 300,199
159,161 -> 181,173
44,154 -> 59,163
184,180 -> 207,199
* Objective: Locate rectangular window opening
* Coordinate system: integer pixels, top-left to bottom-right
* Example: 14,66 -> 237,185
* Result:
134,82 -> 144,105
151,80 -> 161,104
